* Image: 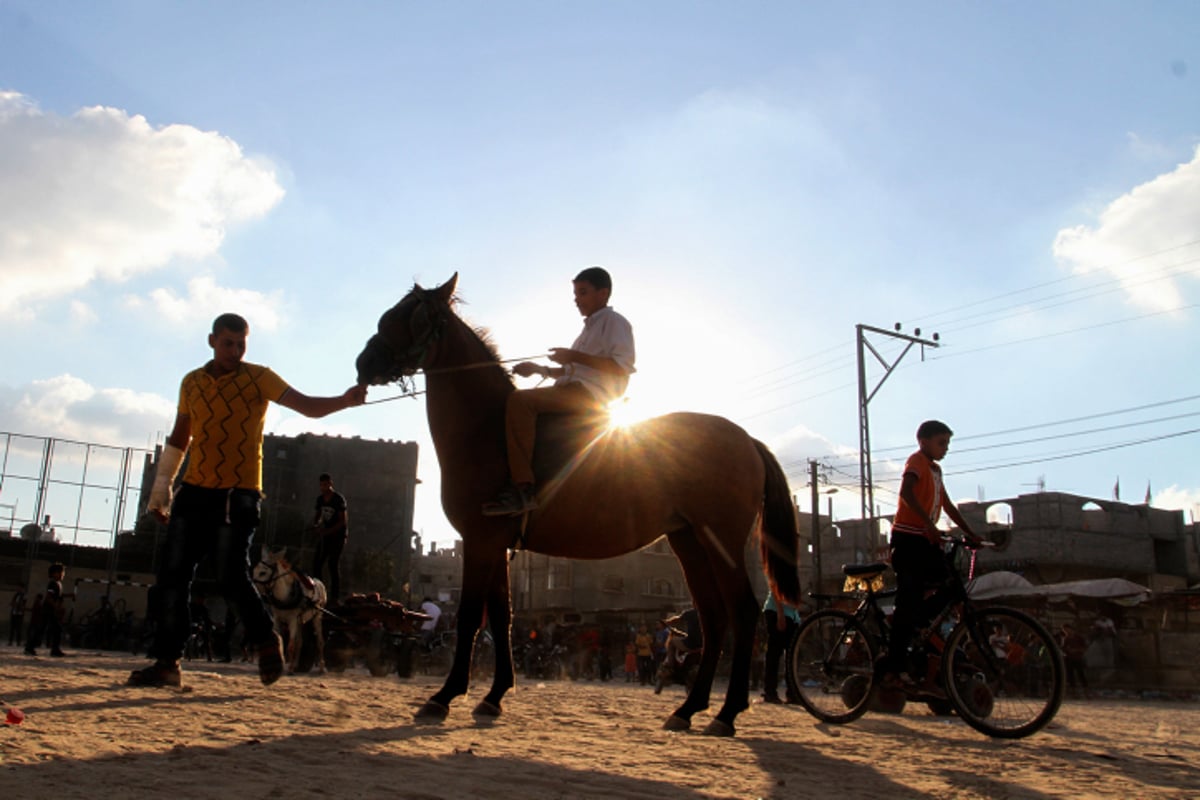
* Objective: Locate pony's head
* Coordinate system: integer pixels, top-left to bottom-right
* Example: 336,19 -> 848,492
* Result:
356,273 -> 458,387
251,546 -> 291,585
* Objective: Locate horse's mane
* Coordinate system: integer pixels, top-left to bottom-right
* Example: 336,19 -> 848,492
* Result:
438,287 -> 506,369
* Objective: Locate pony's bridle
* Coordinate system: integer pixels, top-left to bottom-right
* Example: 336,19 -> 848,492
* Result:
251,558 -> 282,592
252,558 -> 304,610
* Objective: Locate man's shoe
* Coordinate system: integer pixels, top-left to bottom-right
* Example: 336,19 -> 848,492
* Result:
128,661 -> 182,688
762,693 -> 783,704
258,631 -> 285,686
23,648 -> 36,656
50,650 -> 66,658
481,484 -> 537,517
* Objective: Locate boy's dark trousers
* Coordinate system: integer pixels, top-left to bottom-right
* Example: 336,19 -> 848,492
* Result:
763,610 -> 798,699
885,533 -> 952,675
312,533 -> 345,600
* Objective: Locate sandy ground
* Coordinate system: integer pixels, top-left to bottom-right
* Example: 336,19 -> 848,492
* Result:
1,647 -> 1198,800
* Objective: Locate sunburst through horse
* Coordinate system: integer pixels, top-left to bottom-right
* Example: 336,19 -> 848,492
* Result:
355,274 -> 801,735
251,547 -> 327,675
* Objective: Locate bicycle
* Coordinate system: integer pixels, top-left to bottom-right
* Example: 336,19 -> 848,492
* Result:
786,536 -> 1065,739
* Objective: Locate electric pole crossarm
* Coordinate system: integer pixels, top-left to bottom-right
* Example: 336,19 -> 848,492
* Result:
864,340 -> 916,405
855,322 -> 942,534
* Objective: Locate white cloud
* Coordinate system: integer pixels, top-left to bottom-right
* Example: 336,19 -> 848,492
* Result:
1053,145 -> 1200,312
0,91 -> 285,314
128,275 -> 285,331
1150,484 -> 1200,521
68,300 -> 98,326
0,374 -> 176,447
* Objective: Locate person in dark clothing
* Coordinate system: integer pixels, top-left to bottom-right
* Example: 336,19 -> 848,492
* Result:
38,563 -> 72,657
8,590 -> 26,646
761,593 -> 802,703
310,473 -> 348,601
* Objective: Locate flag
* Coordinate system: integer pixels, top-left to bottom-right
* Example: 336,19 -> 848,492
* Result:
1113,478 -> 1120,501
1145,481 -> 1152,504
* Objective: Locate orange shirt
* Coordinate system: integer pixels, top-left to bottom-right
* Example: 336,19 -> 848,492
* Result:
892,450 -> 945,541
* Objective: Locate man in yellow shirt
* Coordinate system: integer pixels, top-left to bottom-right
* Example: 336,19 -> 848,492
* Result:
129,313 -> 366,688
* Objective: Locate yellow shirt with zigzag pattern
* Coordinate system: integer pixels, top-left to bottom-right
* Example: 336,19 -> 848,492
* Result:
178,362 -> 290,491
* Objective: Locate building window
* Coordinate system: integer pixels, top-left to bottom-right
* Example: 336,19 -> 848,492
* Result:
601,574 -> 624,593
548,565 -> 571,589
644,578 -> 674,597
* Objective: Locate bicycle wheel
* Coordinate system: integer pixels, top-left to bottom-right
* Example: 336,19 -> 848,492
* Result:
786,610 -> 877,724
942,607 -> 1064,739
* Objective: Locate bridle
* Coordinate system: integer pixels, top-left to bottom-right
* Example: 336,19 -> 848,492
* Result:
368,287 -> 448,393
251,558 -> 303,610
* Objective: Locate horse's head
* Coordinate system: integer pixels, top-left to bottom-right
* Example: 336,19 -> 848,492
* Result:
251,546 -> 289,588
356,273 -> 459,386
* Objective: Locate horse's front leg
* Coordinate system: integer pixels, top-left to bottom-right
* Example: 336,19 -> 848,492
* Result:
313,613 -> 326,674
286,618 -> 301,674
474,565 -> 515,717
417,546 -> 502,720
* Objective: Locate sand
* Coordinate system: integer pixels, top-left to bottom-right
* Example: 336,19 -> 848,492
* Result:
1,647 -> 1197,799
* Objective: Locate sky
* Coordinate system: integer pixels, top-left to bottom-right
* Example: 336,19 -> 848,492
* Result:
1,2 -> 1199,550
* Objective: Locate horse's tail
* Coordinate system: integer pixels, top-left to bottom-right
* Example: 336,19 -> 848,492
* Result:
754,438 -> 803,606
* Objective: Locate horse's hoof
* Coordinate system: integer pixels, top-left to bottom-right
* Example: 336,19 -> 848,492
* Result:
662,714 -> 691,732
702,719 -> 736,737
472,700 -> 502,718
414,701 -> 450,722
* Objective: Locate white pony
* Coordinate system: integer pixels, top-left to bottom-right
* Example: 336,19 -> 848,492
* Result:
251,546 -> 327,674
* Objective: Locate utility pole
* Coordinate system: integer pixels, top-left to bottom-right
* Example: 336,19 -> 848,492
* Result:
809,460 -> 821,594
856,323 -> 940,536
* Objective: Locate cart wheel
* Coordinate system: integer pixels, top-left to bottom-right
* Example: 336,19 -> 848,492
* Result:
325,632 -> 352,673
366,629 -> 397,677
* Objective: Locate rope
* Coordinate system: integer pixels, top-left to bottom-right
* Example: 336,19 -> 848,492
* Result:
362,353 -> 549,406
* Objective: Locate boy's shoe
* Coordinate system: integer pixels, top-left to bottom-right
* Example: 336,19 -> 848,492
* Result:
128,661 -> 182,688
49,649 -> 67,657
914,680 -> 947,701
258,631 -> 285,686
481,484 -> 537,517
23,647 -> 36,656
878,671 -> 916,692
762,693 -> 783,704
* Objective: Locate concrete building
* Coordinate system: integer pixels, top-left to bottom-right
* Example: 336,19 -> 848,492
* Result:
817,491 -> 1199,592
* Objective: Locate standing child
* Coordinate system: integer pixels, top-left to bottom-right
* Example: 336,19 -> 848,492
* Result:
8,590 -> 26,646
42,563 -> 72,657
624,640 -> 637,682
881,420 -> 979,694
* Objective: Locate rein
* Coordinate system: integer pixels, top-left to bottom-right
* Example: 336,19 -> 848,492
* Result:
364,354 -> 549,406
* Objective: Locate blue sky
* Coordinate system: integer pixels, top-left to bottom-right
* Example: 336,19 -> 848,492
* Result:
1,2 -> 1198,549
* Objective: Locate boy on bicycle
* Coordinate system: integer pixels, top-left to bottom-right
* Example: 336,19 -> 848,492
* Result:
882,420 -> 981,695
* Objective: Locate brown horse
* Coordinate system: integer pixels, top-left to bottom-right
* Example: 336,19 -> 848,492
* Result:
355,274 -> 801,735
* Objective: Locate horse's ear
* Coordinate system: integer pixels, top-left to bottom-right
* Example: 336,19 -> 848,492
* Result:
434,273 -> 458,303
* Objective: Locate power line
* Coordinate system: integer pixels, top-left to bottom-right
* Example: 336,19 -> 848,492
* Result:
945,427 -> 1200,477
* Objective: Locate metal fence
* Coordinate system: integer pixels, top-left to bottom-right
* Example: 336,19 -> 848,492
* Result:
0,431 -> 151,549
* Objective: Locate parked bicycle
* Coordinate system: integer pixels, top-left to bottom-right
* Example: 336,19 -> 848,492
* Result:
786,536 -> 1065,739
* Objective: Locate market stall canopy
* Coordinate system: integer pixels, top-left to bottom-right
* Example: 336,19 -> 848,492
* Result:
969,573 -> 1151,604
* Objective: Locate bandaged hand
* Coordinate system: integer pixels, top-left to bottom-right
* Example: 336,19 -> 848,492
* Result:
148,444 -> 185,521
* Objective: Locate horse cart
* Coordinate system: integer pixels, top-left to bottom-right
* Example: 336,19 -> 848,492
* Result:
295,593 -> 429,677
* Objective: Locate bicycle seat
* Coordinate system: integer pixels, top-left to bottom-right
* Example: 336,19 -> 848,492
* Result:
842,562 -> 888,578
